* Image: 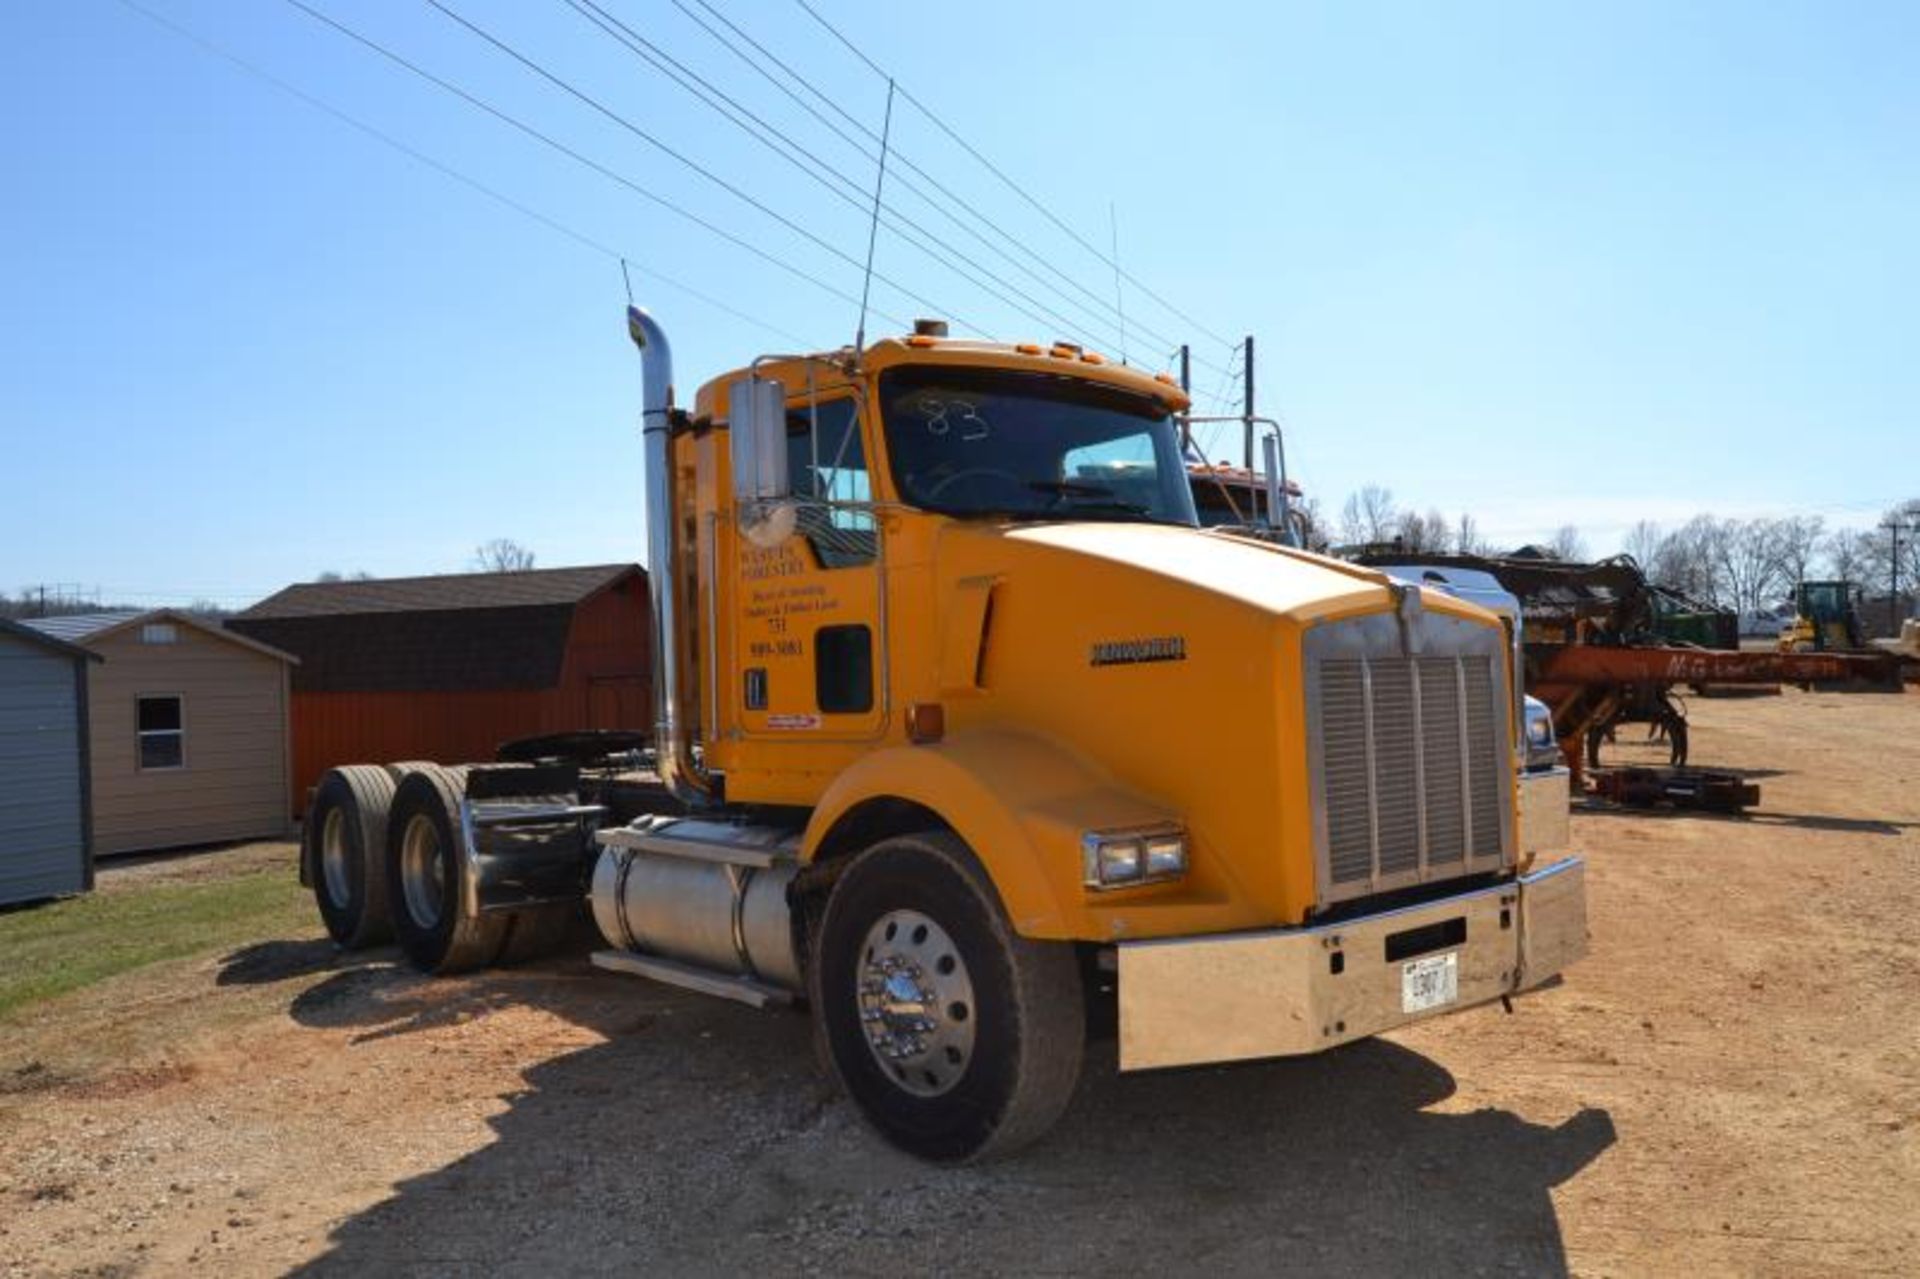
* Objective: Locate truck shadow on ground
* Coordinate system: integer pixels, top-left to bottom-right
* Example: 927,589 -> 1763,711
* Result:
225,948 -> 1616,1277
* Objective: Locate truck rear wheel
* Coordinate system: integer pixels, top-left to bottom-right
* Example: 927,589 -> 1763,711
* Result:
385,766 -> 510,974
306,765 -> 398,950
812,831 -> 1084,1162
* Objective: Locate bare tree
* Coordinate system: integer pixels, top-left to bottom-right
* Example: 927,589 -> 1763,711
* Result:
474,539 -> 536,573
1880,499 -> 1920,593
1393,507 -> 1452,553
1339,485 -> 1399,546
1455,512 -> 1491,557
1825,527 -> 1875,583
1773,515 -> 1825,590
1654,515 -> 1720,602
1706,518 -> 1789,616
1548,525 -> 1588,562
1622,520 -> 1663,572
1294,495 -> 1331,553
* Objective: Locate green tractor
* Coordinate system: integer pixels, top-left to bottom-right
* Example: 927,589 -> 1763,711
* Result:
1778,580 -> 1868,652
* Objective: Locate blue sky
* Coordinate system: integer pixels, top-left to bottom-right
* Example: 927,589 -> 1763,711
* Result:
2,0 -> 1914,608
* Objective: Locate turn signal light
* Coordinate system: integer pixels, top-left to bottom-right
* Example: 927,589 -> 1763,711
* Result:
907,701 -> 945,744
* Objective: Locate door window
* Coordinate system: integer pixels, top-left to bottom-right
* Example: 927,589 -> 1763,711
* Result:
786,399 -> 875,568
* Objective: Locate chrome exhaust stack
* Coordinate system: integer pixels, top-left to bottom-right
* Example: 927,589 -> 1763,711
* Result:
627,306 -> 715,806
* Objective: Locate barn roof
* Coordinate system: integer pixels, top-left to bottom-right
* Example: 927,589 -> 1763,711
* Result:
23,609 -> 296,664
227,564 -> 646,693
237,564 -> 640,620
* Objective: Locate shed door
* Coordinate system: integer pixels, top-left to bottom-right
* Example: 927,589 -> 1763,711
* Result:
0,647 -> 87,904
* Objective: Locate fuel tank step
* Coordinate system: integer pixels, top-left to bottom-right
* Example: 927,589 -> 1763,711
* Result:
589,948 -> 794,1009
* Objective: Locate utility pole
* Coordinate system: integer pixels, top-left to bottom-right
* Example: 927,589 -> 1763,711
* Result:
1178,344 -> 1190,395
1885,519 -> 1919,633
1241,335 -> 1255,472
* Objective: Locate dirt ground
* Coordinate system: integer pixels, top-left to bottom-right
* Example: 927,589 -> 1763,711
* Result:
1,690 -> 1914,1277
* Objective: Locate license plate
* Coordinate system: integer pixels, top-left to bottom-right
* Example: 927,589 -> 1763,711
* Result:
1401,952 -> 1459,1013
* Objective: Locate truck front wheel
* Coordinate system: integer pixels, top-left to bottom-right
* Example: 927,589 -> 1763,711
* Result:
812,831 -> 1085,1162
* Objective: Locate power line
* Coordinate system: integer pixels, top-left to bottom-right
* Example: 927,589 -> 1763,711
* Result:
110,0 -> 810,347
420,0 -> 978,334
1194,340 -> 1243,461
277,0 -> 907,330
791,0 -> 1237,350
573,0 -> 1127,350
672,0 -> 1215,368
563,0 -> 1124,350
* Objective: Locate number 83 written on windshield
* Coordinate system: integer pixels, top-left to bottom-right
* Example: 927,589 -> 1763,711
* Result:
915,396 -> 990,442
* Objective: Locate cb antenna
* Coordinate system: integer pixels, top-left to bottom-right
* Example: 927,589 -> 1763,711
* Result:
1110,201 -> 1127,365
853,77 -> 896,354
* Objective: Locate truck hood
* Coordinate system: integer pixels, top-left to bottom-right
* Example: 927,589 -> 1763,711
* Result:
992,522 -> 1411,626
920,518 -> 1507,933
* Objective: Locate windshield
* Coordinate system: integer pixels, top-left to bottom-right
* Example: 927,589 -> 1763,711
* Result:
879,366 -> 1198,525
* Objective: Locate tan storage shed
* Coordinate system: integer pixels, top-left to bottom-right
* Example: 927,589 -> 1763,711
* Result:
26,609 -> 297,856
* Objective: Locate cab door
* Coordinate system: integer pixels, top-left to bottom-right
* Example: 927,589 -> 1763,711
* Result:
730,394 -> 887,749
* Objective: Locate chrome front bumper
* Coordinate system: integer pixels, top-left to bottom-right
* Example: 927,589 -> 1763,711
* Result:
1115,857 -> 1588,1070
1518,766 -> 1572,858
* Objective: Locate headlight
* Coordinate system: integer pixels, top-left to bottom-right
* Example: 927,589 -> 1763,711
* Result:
1082,824 -> 1187,890
1523,696 -> 1556,748
1522,696 -> 1562,771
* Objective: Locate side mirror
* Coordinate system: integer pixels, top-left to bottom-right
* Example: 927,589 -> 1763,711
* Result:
729,375 -> 790,502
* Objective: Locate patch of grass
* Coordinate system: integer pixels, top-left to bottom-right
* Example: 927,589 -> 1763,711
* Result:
0,867 -> 312,1020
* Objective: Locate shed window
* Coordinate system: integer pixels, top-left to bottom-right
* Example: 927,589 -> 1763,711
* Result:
137,696 -> 184,770
140,623 -> 178,645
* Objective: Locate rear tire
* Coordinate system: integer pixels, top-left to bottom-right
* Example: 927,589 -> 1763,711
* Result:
385,766 -> 509,974
306,766 -> 398,950
812,831 -> 1084,1162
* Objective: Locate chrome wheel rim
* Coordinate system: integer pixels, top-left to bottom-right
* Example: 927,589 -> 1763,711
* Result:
399,813 -> 447,930
856,909 -> 975,1098
319,808 -> 351,909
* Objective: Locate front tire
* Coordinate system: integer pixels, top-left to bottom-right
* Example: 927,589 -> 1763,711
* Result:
812,831 -> 1084,1162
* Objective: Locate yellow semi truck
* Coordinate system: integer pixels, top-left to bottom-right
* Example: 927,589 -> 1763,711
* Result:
302,308 -> 1586,1161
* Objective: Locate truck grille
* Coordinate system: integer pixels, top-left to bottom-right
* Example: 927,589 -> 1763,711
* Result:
1307,612 -> 1511,904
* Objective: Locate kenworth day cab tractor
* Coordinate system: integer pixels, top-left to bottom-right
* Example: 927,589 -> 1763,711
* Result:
302,308 -> 1587,1161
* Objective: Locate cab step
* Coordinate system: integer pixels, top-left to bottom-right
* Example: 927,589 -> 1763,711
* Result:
589,948 -> 794,1009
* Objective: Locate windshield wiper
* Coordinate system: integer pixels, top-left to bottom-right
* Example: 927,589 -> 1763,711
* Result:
1049,501 -> 1162,519
1028,479 -> 1155,516
1028,479 -> 1117,498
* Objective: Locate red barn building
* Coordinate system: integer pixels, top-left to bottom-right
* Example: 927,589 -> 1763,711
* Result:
231,564 -> 649,812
